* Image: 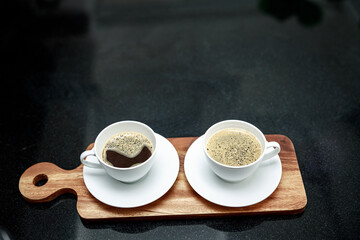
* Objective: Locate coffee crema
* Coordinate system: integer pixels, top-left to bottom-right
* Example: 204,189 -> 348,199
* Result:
102,132 -> 154,168
206,129 -> 262,166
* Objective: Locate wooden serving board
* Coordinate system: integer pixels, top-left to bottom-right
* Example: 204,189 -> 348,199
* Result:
19,135 -> 307,220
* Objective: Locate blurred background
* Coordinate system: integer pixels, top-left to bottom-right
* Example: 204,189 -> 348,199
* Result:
0,0 -> 359,239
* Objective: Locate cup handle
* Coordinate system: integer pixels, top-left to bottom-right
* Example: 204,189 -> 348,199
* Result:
80,149 -> 102,168
262,141 -> 281,162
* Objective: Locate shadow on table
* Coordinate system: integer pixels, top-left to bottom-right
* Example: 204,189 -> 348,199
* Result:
81,213 -> 304,234
23,193 -> 78,210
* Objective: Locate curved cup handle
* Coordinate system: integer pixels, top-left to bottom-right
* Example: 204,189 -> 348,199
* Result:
80,149 -> 102,168
262,141 -> 281,162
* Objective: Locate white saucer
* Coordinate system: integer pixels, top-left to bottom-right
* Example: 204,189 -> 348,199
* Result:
83,133 -> 179,208
184,136 -> 282,207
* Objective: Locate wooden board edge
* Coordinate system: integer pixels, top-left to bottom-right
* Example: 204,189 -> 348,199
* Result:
275,134 -> 308,209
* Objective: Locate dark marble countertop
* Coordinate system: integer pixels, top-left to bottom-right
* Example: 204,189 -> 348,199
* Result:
1,0 -> 359,239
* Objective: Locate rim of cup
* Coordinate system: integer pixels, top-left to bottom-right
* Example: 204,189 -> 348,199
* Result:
94,120 -> 157,170
203,120 -> 267,169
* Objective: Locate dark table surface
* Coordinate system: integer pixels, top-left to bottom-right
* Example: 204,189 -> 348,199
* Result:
1,0 -> 359,239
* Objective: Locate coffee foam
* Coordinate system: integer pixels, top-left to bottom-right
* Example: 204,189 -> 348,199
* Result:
206,128 -> 262,166
102,132 -> 153,166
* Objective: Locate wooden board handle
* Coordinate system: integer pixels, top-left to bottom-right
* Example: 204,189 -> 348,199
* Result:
19,162 -> 83,203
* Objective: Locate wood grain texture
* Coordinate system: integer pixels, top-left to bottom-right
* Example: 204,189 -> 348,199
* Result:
18,135 -> 307,220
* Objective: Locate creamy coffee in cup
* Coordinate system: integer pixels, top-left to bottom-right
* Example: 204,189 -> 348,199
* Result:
206,128 -> 262,167
203,120 -> 281,182
102,132 -> 154,168
80,121 -> 157,183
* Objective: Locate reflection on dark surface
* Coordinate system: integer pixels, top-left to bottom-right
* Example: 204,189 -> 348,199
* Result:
2,0 -> 89,36
258,0 -> 351,26
1,1 -> 97,239
259,0 -> 323,26
0,225 -> 13,240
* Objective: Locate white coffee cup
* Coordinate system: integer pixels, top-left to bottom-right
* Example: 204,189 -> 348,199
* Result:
80,121 -> 157,183
203,120 -> 280,182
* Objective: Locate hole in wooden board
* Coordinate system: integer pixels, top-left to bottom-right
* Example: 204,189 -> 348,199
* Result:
33,174 -> 48,187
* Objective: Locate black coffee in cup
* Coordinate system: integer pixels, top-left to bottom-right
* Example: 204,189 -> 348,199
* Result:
102,132 -> 154,168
